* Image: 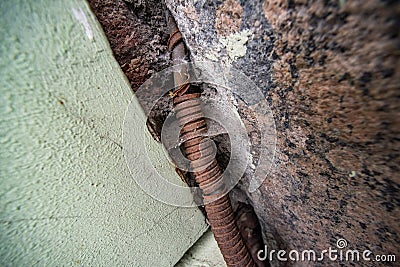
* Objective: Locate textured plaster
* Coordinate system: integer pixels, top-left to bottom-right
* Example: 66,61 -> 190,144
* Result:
0,0 -> 207,266
176,229 -> 225,267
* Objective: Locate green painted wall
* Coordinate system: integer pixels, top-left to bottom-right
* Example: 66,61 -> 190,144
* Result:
0,0 -> 207,266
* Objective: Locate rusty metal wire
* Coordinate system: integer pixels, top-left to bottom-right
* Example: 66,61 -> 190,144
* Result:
167,14 -> 257,267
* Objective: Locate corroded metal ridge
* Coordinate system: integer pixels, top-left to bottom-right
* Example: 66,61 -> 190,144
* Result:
167,13 -> 257,267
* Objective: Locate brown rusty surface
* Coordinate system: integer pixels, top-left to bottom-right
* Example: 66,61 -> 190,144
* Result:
172,86 -> 256,267
236,202 -> 269,267
87,0 -> 169,92
168,14 -> 256,263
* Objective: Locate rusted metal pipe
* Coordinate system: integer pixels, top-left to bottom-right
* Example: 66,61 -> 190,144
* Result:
167,13 -> 257,267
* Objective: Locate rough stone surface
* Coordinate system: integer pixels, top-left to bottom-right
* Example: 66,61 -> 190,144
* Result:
167,0 -> 400,266
215,0 -> 243,36
0,0 -> 207,266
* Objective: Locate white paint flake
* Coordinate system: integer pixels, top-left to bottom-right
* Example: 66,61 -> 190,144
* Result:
72,7 -> 93,40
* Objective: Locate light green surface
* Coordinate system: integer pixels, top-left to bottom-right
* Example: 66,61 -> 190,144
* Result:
0,0 -> 207,266
176,229 -> 226,267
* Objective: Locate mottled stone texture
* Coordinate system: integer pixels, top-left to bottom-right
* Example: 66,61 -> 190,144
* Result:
166,0 -> 399,265
89,0 -> 399,266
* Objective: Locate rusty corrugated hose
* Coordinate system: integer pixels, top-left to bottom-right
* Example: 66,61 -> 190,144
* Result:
167,13 -> 257,267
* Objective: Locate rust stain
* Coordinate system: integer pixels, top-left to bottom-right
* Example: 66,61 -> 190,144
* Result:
168,14 -> 258,267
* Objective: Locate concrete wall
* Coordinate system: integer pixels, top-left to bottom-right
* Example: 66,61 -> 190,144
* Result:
0,0 -> 207,266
